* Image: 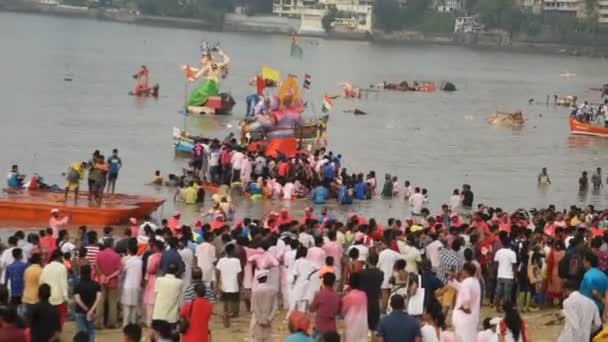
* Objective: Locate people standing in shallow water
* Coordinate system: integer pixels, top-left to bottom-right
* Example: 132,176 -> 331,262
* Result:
592,167 -> 603,191
580,171 -> 589,192
538,167 -> 551,186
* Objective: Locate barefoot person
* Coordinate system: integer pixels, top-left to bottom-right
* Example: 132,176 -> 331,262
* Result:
64,162 -> 87,203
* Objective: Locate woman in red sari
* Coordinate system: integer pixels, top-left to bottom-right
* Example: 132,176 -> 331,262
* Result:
544,240 -> 565,305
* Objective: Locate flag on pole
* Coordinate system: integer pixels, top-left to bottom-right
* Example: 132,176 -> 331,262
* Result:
303,74 -> 311,89
321,95 -> 333,113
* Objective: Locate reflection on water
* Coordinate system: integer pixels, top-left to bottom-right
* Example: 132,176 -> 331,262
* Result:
1,13 -> 608,227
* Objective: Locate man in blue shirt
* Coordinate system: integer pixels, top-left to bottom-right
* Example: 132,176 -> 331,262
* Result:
338,185 -> 353,205
354,176 -> 367,200
159,237 -> 185,276
580,250 -> 608,312
375,295 -> 422,342
311,184 -> 329,205
5,248 -> 27,305
6,164 -> 24,189
106,149 -> 122,194
322,160 -> 334,182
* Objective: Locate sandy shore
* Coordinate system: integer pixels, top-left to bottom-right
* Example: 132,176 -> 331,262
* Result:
59,304 -> 563,341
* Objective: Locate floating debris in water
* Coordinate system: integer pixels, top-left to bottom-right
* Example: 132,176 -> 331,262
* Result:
64,77 -> 72,82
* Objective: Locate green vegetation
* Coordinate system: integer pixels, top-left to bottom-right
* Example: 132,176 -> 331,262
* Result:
373,0 -> 454,33
374,0 -> 606,37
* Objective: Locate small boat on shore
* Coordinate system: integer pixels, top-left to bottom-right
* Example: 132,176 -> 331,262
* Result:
0,190 -> 164,226
570,116 -> 608,137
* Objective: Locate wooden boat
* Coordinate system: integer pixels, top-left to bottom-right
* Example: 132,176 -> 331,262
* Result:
570,116 -> 608,137
0,190 -> 164,226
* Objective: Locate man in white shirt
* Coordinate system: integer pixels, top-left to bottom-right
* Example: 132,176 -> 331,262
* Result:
196,232 -> 217,288
282,181 -> 295,200
398,234 -> 422,274
298,227 -> 315,249
377,243 -> 403,312
493,237 -> 517,310
449,189 -> 461,210
348,233 -> 369,262
425,234 -> 443,271
0,236 -> 17,284
121,243 -> 142,327
216,244 -> 242,327
409,187 -> 425,217
231,149 -> 245,182
559,279 -> 602,342
39,250 -> 69,327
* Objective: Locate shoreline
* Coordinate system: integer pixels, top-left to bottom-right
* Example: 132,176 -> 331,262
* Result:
2,3 -> 608,58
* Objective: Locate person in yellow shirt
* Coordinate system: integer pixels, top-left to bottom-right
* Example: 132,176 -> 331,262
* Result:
181,181 -> 198,205
570,215 -> 581,227
64,162 -> 87,203
23,253 -> 43,307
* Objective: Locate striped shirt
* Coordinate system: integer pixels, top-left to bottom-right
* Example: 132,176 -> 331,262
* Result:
183,280 -> 216,303
85,245 -> 100,266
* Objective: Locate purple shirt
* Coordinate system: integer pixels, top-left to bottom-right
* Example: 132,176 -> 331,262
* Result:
309,287 -> 341,333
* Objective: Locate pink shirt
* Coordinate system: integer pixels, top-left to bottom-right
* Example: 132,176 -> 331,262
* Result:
49,216 -> 69,237
95,248 -> 122,288
306,247 -> 326,268
322,241 -> 343,275
248,250 -> 279,289
167,218 -> 181,235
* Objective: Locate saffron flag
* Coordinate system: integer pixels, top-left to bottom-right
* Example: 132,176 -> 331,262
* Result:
321,95 -> 333,113
303,74 -> 311,89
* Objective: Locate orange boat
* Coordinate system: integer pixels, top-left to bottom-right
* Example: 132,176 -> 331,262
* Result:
0,190 -> 165,226
570,117 -> 608,137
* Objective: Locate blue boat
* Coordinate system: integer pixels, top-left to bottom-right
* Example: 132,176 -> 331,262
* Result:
173,127 -> 196,154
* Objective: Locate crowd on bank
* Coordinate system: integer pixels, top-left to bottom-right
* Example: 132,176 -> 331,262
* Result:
2,188 -> 608,341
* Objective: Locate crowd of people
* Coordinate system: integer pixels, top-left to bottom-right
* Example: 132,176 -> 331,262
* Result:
2,187 -> 608,341
571,99 -> 608,127
169,143 -> 385,206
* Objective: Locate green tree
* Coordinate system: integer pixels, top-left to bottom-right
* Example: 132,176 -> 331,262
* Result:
243,0 -> 272,15
322,5 -> 338,32
374,0 -> 404,32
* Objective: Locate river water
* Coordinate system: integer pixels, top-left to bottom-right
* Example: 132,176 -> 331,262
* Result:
2,12 -> 608,227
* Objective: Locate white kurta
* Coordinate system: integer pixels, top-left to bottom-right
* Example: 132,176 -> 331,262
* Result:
288,258 -> 318,311
196,242 -> 217,284
449,277 -> 481,342
178,247 -> 194,289
558,291 -> 601,342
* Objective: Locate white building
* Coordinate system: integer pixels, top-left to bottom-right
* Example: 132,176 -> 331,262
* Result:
436,0 -> 462,12
273,0 -> 374,34
543,0 -> 580,15
454,16 -> 483,32
600,0 -> 608,23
